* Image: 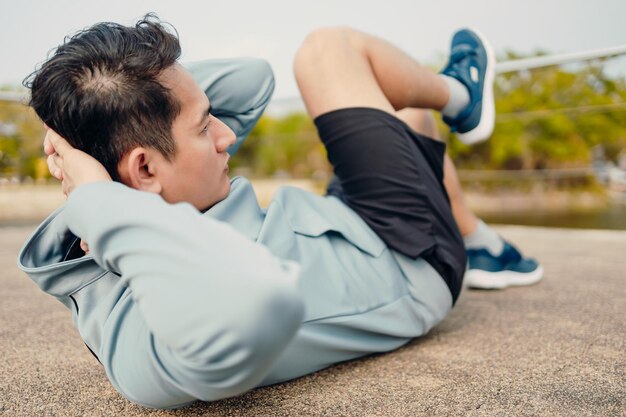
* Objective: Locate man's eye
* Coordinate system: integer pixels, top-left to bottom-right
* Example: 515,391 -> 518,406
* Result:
201,123 -> 209,134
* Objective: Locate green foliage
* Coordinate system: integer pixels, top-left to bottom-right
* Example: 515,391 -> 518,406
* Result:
0,93 -> 46,179
231,112 -> 331,178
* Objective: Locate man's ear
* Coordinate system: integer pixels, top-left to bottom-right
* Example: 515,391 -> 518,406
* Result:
117,147 -> 163,194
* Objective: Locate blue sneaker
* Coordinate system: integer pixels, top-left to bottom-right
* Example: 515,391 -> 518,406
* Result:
465,241 -> 544,289
440,28 -> 495,145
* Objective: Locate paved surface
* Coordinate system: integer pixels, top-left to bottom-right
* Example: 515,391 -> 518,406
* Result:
1,225 -> 624,417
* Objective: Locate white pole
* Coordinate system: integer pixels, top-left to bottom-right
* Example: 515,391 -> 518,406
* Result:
495,45 -> 626,74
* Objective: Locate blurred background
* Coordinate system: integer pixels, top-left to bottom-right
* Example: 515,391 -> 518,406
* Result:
1,0 -> 625,229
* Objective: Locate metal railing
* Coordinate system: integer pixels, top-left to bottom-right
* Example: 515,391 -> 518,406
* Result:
494,44 -> 626,73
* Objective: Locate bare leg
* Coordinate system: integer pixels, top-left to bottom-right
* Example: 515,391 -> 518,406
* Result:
294,27 -> 449,119
395,108 -> 478,236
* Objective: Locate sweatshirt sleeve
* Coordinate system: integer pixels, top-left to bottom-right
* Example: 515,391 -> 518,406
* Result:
185,58 -> 275,155
64,181 -> 304,406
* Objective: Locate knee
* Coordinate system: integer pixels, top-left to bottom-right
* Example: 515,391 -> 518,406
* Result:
294,26 -> 362,73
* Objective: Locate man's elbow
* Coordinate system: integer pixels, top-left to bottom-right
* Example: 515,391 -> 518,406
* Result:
242,57 -> 274,88
233,57 -> 275,109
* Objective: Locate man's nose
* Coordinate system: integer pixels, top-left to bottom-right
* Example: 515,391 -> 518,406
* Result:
216,123 -> 237,153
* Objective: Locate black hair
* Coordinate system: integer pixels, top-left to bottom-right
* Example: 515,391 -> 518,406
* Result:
24,13 -> 182,181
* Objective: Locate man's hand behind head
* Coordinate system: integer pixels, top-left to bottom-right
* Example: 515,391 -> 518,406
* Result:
45,128 -> 112,197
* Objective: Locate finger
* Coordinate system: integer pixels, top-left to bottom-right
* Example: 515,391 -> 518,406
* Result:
51,153 -> 64,180
46,154 -> 53,177
47,154 -> 63,180
43,130 -> 55,156
46,155 -> 56,178
80,239 -> 90,254
61,179 -> 72,198
47,129 -> 73,157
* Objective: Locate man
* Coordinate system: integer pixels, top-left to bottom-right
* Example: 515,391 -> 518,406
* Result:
18,15 -> 541,409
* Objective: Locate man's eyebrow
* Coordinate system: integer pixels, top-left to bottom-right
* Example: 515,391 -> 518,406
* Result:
196,105 -> 212,128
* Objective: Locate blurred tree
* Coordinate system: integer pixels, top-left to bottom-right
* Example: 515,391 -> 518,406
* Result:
446,53 -> 626,170
232,112 -> 330,178
0,89 -> 46,179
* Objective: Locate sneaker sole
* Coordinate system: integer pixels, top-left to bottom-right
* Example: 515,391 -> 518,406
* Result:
457,27 -> 496,145
465,265 -> 544,289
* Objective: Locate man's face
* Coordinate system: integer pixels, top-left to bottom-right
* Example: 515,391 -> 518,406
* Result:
155,64 -> 236,211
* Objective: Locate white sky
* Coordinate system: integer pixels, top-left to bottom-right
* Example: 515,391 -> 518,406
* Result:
1,0 -> 625,104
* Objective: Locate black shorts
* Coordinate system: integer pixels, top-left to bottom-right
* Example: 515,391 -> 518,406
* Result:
314,107 -> 466,303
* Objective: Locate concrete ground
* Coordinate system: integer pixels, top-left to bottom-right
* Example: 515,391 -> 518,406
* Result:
1,225 -> 624,417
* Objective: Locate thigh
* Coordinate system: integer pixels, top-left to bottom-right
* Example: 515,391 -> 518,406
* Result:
395,108 -> 442,140
261,255 -> 452,386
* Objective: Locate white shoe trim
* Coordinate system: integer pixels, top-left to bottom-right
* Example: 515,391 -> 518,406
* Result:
457,27 -> 496,145
464,265 -> 544,289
